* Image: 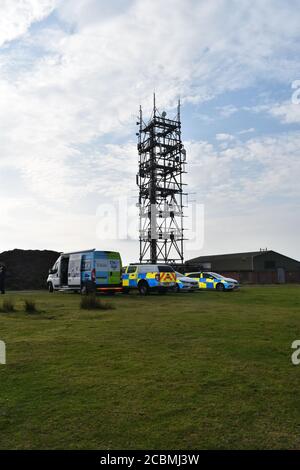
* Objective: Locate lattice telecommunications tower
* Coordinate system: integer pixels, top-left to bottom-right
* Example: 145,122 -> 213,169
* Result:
136,95 -> 187,264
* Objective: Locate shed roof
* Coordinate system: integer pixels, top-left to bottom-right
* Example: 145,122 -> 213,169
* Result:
187,250 -> 299,264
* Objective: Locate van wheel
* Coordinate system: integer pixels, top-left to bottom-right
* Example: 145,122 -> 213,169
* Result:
138,281 -> 149,296
123,288 -> 130,294
216,283 -> 225,292
48,282 -> 54,293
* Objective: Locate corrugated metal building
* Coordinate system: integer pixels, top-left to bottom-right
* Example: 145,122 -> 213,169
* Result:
186,250 -> 300,284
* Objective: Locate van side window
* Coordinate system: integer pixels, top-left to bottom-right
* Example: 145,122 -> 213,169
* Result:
139,265 -> 158,273
127,266 -> 137,274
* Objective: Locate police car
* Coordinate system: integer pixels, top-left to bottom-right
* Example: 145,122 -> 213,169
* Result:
185,271 -> 239,291
174,272 -> 199,292
122,264 -> 177,295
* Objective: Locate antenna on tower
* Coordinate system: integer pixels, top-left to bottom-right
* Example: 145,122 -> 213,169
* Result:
177,97 -> 181,121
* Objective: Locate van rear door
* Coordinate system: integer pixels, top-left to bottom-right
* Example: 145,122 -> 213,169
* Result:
108,255 -> 121,286
95,258 -> 109,285
158,265 -> 176,284
68,253 -> 82,287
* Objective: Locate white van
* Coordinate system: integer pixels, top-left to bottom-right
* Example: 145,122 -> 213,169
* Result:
47,249 -> 123,294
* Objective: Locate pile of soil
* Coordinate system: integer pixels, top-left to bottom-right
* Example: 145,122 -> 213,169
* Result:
0,249 -> 60,290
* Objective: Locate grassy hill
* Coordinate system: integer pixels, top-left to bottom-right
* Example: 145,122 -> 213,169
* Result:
0,286 -> 300,449
0,249 -> 59,290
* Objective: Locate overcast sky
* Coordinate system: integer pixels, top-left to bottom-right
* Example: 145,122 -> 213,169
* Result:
0,0 -> 299,263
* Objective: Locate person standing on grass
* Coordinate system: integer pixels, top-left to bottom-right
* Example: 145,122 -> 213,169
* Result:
0,263 -> 7,294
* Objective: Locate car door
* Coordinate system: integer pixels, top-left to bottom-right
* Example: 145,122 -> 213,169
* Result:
127,265 -> 138,287
187,272 -> 203,288
196,272 -> 206,289
52,258 -> 61,288
202,272 -> 215,289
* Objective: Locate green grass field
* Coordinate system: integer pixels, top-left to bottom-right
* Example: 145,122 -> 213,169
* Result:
0,286 -> 300,450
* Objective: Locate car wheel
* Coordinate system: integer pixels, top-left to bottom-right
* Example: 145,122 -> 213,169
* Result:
48,282 -> 54,293
216,282 -> 225,292
138,281 -> 149,296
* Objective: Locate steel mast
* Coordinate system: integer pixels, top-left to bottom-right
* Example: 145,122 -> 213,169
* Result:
137,95 -> 187,264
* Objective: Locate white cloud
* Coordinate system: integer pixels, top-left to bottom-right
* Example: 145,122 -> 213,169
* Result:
1,0 -> 298,203
216,133 -> 235,141
186,131 -> 300,203
243,99 -> 300,124
0,0 -> 57,47
185,132 -> 300,260
57,0 -> 134,28
0,0 -> 300,258
217,105 -> 238,118
269,101 -> 300,123
238,128 -> 255,135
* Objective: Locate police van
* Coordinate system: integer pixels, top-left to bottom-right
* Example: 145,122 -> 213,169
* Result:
122,264 -> 177,295
47,249 -> 122,294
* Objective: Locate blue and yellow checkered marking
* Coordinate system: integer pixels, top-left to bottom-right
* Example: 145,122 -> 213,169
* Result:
185,273 -> 233,290
122,272 -> 158,288
122,270 -> 175,289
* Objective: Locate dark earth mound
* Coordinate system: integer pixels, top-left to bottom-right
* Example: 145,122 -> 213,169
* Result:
0,249 -> 60,290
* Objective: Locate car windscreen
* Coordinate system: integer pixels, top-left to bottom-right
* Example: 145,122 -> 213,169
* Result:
127,266 -> 137,273
158,266 -> 174,273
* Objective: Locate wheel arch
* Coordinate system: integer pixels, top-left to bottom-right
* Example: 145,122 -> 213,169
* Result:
47,281 -> 54,293
138,278 -> 149,288
216,282 -> 225,291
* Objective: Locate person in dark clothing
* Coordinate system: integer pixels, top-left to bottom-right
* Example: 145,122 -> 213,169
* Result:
0,263 -> 7,294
